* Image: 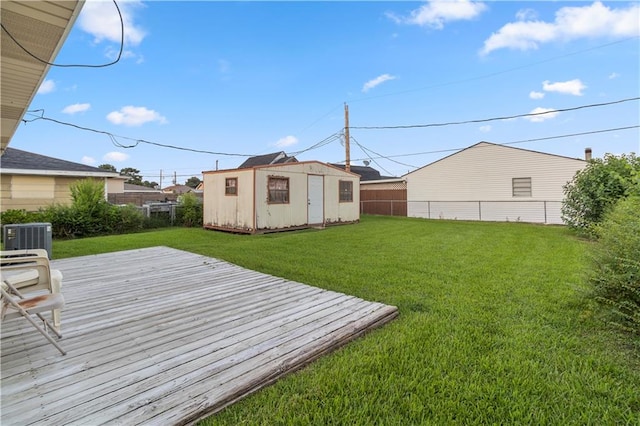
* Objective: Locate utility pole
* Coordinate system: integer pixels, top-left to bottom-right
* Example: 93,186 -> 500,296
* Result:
159,169 -> 163,189
173,171 -> 177,185
344,103 -> 350,172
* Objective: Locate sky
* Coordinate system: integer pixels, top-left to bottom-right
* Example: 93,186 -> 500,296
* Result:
9,0 -> 640,185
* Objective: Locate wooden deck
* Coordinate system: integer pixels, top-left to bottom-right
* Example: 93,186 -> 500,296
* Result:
1,246 -> 398,425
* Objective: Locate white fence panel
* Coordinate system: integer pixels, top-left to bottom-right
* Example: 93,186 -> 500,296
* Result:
408,200 -> 565,224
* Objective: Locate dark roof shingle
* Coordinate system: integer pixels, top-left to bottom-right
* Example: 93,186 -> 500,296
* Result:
238,151 -> 297,169
1,147 -> 116,174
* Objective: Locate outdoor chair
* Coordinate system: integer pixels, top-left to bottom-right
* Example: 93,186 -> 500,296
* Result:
1,249 -> 63,331
1,281 -> 66,355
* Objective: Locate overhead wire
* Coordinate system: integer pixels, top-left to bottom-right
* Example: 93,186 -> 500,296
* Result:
350,136 -> 394,176
348,125 -> 640,164
1,0 -> 124,68
348,36 -> 640,104
349,136 -> 418,170
22,110 -> 251,157
350,97 -> 639,130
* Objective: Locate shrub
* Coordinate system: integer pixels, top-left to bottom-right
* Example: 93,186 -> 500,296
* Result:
176,193 -> 202,227
590,195 -> 640,335
562,153 -> 639,236
0,209 -> 42,227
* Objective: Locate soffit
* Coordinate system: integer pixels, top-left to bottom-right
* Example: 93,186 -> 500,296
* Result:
1,1 -> 84,153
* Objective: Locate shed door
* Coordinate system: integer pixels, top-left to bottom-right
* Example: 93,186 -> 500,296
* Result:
307,175 -> 324,224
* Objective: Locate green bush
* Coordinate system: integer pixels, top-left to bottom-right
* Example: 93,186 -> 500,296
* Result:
176,193 -> 202,227
591,195 -> 640,335
562,153 -> 640,236
0,209 -> 42,227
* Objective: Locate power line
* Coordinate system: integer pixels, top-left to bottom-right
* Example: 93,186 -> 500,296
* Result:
348,125 -> 640,164
350,136 -> 418,170
287,132 -> 342,156
348,37 -> 639,104
350,137 -> 393,176
23,110 -> 252,157
1,0 -> 124,68
350,97 -> 639,130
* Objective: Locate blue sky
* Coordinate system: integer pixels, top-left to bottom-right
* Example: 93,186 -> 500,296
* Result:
10,0 -> 640,185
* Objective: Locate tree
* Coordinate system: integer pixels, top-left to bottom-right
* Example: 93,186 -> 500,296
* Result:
98,163 -> 117,172
119,167 -> 143,185
185,176 -> 202,189
562,153 -> 640,236
142,180 -> 159,189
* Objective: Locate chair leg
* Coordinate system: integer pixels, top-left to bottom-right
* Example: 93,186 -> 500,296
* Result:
20,311 -> 66,355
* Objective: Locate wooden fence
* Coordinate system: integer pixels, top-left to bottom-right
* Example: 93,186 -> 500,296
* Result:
360,189 -> 407,216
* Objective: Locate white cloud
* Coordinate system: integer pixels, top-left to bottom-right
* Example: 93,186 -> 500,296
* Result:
479,125 -> 491,133
608,72 -> 620,79
542,79 -> 586,96
62,103 -> 91,114
529,91 -> 545,99
37,79 -> 56,94
362,74 -> 397,93
81,156 -> 96,165
525,107 -> 560,123
516,8 -> 538,21
388,0 -> 487,29
79,0 -> 146,46
274,135 -> 298,148
103,151 -> 130,162
106,106 -> 167,126
481,1 -> 640,55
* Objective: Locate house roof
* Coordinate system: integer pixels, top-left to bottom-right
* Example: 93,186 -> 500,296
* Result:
330,164 -> 395,181
124,183 -> 161,192
238,151 -> 298,168
162,184 -> 193,194
403,141 -> 587,177
1,1 -> 84,153
0,147 -> 122,177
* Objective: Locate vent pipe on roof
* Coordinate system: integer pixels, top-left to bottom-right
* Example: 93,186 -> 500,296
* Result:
585,147 -> 592,161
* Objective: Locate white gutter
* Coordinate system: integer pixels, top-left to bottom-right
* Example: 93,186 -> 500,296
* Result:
1,168 -> 123,178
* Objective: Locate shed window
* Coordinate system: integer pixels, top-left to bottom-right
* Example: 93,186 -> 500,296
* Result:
268,177 -> 289,204
512,177 -> 532,197
339,180 -> 353,202
225,178 -> 237,195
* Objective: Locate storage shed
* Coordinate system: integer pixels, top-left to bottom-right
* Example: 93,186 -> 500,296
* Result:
405,142 -> 588,224
202,161 -> 360,233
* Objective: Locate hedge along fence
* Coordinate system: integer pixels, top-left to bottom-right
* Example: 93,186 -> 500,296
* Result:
1,180 -> 203,240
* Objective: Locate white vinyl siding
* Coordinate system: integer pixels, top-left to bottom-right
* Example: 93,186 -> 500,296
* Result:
406,142 -> 586,224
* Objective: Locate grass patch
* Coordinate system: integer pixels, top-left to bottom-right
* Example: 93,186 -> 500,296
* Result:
52,216 -> 640,424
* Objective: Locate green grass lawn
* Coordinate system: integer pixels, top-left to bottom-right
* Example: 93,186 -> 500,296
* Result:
52,216 -> 640,424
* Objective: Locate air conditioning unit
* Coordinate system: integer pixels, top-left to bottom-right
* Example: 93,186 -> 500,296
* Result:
2,223 -> 53,259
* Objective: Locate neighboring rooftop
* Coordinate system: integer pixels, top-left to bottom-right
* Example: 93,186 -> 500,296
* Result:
330,164 -> 396,181
238,151 -> 298,169
1,147 -> 120,175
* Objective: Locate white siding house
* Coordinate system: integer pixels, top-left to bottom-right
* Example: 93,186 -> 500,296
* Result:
202,161 -> 360,233
405,142 -> 588,224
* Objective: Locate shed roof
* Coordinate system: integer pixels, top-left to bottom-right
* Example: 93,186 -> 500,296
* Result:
0,147 -> 121,177
238,151 -> 298,168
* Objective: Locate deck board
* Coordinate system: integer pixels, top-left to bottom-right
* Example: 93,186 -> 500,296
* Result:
1,246 -> 398,425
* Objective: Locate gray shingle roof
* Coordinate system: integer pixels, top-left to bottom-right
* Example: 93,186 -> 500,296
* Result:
238,151 -> 298,169
330,164 -> 394,181
1,147 -> 117,174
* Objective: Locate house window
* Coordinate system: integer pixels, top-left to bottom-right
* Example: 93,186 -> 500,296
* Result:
225,178 -> 237,195
339,180 -> 353,202
268,177 -> 289,204
512,177 -> 532,197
